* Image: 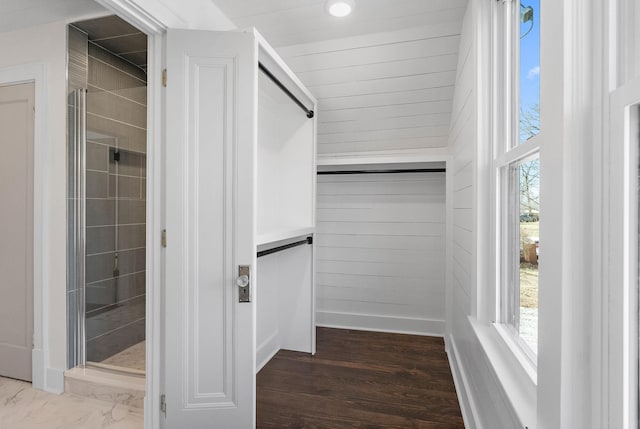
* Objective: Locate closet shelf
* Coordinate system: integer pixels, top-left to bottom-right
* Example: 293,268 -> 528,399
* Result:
256,226 -> 315,247
316,149 -> 449,168
317,160 -> 446,174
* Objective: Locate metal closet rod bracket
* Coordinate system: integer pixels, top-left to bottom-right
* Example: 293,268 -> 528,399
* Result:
258,62 -> 314,119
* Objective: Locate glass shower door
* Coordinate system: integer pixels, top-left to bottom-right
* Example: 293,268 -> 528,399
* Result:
67,19 -> 148,374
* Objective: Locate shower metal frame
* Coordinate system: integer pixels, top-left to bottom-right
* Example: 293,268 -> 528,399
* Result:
68,88 -> 87,369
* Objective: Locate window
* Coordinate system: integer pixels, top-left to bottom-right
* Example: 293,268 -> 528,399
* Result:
500,155 -> 539,358
518,1 -> 540,145
495,0 -> 541,362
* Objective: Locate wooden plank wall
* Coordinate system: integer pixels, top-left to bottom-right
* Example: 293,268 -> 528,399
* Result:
278,23 -> 464,157
315,172 -> 446,335
446,3 -> 523,427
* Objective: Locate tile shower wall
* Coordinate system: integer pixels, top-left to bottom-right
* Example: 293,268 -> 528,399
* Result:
84,42 -> 147,363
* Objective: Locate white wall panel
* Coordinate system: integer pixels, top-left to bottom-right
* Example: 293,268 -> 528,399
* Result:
316,258 -> 443,278
317,221 -> 443,237
278,23 -> 465,157
257,72 -> 315,235
256,244 -> 313,372
453,161 -> 473,190
316,233 -> 443,251
454,185 -> 473,208
320,113 -> 451,135
285,36 -> 461,72
319,101 -> 453,123
318,125 -> 449,145
453,208 -> 473,232
299,55 -> 459,87
316,172 -> 446,335
452,259 -> 471,298
453,224 -> 473,251
317,207 -> 443,223
445,2 -> 521,428
310,72 -> 457,99
319,87 -> 454,111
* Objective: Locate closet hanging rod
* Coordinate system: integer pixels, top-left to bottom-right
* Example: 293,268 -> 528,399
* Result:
258,62 -> 314,119
257,236 -> 313,258
317,168 -> 446,175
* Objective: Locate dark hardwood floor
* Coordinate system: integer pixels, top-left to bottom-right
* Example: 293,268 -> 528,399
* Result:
257,328 -> 465,428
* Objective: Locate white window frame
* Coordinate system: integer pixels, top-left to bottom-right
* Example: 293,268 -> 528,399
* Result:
493,0 -> 542,373
470,0 -> 543,426
606,74 -> 640,429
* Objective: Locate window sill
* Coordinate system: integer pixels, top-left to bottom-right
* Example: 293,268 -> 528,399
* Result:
469,316 -> 537,429
492,323 -> 538,384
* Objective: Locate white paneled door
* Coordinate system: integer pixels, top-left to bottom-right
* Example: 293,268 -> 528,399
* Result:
164,30 -> 257,428
0,82 -> 34,382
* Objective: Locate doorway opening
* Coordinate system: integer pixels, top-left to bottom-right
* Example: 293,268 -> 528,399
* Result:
67,15 -> 148,376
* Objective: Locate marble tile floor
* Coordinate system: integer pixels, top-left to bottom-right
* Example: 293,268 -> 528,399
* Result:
99,341 -> 145,373
0,376 -> 143,429
64,367 -> 145,410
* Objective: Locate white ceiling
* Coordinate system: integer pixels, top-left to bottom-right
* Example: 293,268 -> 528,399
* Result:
213,0 -> 468,47
0,0 -> 106,33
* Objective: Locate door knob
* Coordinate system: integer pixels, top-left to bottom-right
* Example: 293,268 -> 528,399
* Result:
237,266 -> 250,303
237,275 -> 249,288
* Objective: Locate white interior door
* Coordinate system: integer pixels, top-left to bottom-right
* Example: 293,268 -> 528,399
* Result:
0,82 -> 34,382
164,30 -> 257,428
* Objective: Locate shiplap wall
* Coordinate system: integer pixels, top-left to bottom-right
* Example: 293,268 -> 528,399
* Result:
277,22 -> 465,158
315,172 -> 446,335
446,2 -> 521,428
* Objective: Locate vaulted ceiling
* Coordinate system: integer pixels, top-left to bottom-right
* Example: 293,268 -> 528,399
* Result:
213,0 -> 467,47
214,0 -> 469,156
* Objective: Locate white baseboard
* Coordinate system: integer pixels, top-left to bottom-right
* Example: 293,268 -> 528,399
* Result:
256,331 -> 280,373
316,311 -> 445,336
445,334 -> 481,429
45,367 -> 65,394
32,348 -> 45,390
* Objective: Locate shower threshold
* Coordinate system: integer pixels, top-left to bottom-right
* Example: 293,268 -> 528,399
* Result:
86,361 -> 145,378
64,366 -> 145,408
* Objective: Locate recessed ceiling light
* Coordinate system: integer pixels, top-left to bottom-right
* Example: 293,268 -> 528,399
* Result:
326,0 -> 355,17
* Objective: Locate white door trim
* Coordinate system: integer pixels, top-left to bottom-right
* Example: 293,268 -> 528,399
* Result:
0,63 -> 48,391
93,2 -> 166,428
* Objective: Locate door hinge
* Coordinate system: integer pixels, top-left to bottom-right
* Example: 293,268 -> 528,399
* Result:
161,229 -> 167,248
162,69 -> 167,87
160,393 -> 166,417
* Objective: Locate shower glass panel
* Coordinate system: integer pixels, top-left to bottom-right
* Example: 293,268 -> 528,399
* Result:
67,17 -> 148,374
